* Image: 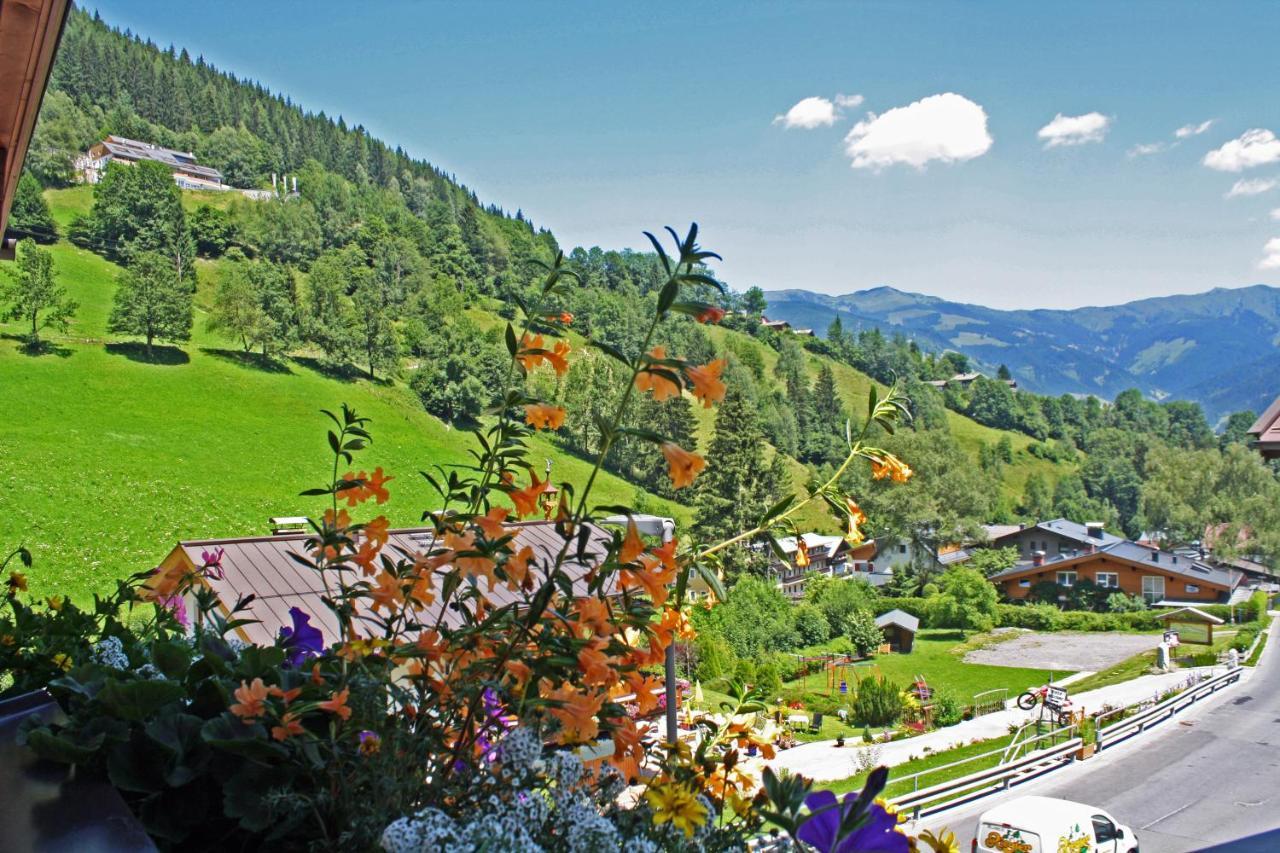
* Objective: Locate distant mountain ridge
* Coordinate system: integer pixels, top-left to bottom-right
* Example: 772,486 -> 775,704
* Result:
762,284 -> 1280,421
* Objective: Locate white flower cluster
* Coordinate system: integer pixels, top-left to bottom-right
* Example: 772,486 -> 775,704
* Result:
91,636 -> 129,669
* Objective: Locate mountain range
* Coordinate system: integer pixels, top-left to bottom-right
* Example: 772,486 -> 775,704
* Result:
762,284 -> 1280,422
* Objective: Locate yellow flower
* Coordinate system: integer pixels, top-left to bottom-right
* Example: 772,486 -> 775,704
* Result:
7,571 -> 28,594
645,779 -> 708,838
918,828 -> 961,853
52,653 -> 72,671
46,595 -> 65,611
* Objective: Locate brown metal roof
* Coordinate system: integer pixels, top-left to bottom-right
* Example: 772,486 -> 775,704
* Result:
1248,394 -> 1280,458
175,521 -> 615,646
0,0 -> 71,252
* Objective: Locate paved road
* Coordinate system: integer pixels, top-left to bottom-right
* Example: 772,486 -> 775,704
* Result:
920,622 -> 1280,852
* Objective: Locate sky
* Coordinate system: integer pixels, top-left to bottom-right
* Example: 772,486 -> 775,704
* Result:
89,1 -> 1280,309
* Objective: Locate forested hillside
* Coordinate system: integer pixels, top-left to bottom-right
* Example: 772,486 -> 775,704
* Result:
8,8 -> 1275,600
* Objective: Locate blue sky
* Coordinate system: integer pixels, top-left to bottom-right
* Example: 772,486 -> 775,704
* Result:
90,1 -> 1280,309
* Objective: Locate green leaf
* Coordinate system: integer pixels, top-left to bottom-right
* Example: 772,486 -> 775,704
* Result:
145,712 -> 204,757
24,727 -> 105,764
588,339 -> 630,366
98,678 -> 185,722
505,322 -> 518,357
201,715 -> 286,761
657,277 -> 680,314
151,639 -> 192,679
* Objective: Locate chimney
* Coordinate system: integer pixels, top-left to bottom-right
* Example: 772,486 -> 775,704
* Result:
1032,550 -> 1045,567
1086,522 -> 1104,540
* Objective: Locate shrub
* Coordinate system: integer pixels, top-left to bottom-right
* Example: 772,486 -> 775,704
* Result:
793,603 -> 831,646
932,690 -> 964,728
852,675 -> 905,727
1058,611 -> 1110,631
1231,628 -> 1258,653
846,609 -> 884,657
1106,592 -> 1147,613
997,602 -> 1063,631
756,660 -> 784,696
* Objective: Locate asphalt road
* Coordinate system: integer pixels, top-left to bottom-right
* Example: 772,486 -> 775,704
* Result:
920,626 -> 1280,852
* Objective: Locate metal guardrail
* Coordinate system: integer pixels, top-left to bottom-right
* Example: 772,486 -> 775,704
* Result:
1092,665 -> 1242,751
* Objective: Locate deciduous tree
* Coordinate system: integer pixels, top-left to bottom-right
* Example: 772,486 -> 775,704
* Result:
108,250 -> 192,358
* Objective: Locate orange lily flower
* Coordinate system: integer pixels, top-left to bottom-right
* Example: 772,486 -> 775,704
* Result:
524,403 -> 567,430
229,677 -> 270,722
504,658 -> 533,690
578,644 -> 617,687
845,498 -> 867,545
696,305 -> 726,324
474,507 -> 514,541
628,673 -> 665,715
542,681 -> 606,745
271,711 -> 306,741
443,530 -> 498,589
516,333 -> 546,371
267,685 -> 302,704
619,519 -> 646,564
871,453 -> 913,483
509,472 -> 545,518
365,467 -> 393,504
795,538 -> 811,568
660,442 -> 705,489
559,311 -> 574,324
353,542 -> 380,576
504,544 -> 536,590
620,553 -> 676,606
572,597 -> 615,637
318,687 -> 353,720
363,515 -> 391,549
546,340 -> 571,376
684,359 -> 726,408
635,346 -> 681,401
609,716 -> 645,781
340,470 -> 371,506
368,570 -> 404,613
651,537 -> 678,571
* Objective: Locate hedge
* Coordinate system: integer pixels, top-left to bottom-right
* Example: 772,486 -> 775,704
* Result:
994,603 -> 1163,632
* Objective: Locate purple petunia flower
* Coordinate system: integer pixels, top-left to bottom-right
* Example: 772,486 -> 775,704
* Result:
796,788 -> 909,853
158,593 -> 189,628
278,607 -> 324,667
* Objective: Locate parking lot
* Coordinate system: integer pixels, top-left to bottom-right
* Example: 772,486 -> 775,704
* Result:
963,630 -> 1162,672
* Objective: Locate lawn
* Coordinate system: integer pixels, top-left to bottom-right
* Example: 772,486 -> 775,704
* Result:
821,731 -> 1019,796
1,231 -> 691,601
1063,650 -> 1160,695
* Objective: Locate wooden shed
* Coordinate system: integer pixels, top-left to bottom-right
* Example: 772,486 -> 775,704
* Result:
875,609 -> 919,653
1158,606 -> 1224,646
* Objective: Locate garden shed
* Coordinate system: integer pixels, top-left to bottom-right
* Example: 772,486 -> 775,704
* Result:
1158,606 -> 1223,646
875,609 -> 919,653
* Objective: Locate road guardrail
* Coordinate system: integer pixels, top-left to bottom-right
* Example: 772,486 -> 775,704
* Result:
1093,666 -> 1241,751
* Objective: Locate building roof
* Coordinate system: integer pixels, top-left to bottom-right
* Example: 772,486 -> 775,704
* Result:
1248,395 -> 1280,458
981,523 -> 1024,541
1158,606 -> 1224,625
874,609 -> 919,632
169,521 -> 614,646
96,135 -> 224,182
989,540 -> 1237,589
0,0 -> 71,252
774,533 -> 848,561
991,518 -> 1125,549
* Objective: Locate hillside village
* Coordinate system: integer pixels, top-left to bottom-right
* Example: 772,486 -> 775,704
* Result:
3,4 -> 1280,851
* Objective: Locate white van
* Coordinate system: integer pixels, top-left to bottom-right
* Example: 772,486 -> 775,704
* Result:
974,796 -> 1138,853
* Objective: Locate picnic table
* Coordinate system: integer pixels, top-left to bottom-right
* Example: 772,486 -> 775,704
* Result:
786,713 -> 809,727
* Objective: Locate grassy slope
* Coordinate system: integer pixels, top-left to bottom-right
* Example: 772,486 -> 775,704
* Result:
2,190 -> 688,600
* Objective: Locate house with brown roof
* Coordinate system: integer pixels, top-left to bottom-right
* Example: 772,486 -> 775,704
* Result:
78,135 -> 226,191
1248,395 -> 1280,459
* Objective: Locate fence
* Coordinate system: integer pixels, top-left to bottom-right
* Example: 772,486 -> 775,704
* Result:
972,688 -> 1008,717
1092,665 -> 1241,751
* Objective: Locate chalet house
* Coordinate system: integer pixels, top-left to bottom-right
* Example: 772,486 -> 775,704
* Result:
1248,395 -> 1280,460
988,536 -> 1240,605
760,317 -> 791,332
923,371 -> 1017,391
77,135 -> 226,191
771,533 -> 882,598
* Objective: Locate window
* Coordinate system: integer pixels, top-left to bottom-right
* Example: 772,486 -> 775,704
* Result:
1018,579 -> 1031,588
898,544 -> 907,555
1186,584 -> 1200,594
1096,572 -> 1119,589
1056,571 -> 1077,587
1092,815 -> 1118,844
1142,575 -> 1165,604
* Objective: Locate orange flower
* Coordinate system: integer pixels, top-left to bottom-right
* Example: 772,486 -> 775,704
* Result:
619,519 -> 646,564
271,711 -> 305,741
871,453 -> 912,483
635,346 -> 681,401
572,597 -> 615,637
609,716 -> 645,781
366,467 -> 393,504
628,673 -> 665,715
504,658 -> 533,690
542,681 -> 606,745
559,311 -> 574,324
268,685 -> 302,704
504,544 -> 536,590
661,442 -> 705,489
442,530 -> 499,589
353,542 -> 381,575
142,562 -> 187,601
368,570 -> 405,613
524,403 -> 566,430
363,515 -> 390,549
516,333 -> 546,371
340,471 -> 371,506
546,340 -> 571,376
510,472 -> 545,518
696,305 -> 726,324
318,687 -> 352,720
651,537 -> 678,572
684,359 -> 726,408
474,507 -> 514,541
230,678 -> 270,722
795,538 -> 811,568
578,644 -> 617,687
845,498 -> 867,545
322,508 -> 352,530
620,554 -> 677,606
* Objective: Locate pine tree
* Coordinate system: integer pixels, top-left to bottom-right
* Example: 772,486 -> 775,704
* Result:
107,250 -> 192,358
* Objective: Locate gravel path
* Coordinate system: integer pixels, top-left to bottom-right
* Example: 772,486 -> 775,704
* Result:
963,631 -> 1162,671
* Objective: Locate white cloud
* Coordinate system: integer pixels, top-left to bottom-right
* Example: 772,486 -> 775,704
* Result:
843,93 -> 992,170
1226,178 -> 1278,198
834,93 -> 864,108
1127,142 -> 1166,158
773,96 -> 838,129
1259,237 -> 1280,270
1175,119 -> 1215,138
1037,112 -> 1111,148
1271,208 -> 1280,221
1203,129 -> 1280,172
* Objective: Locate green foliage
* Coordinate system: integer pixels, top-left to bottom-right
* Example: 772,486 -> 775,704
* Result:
3,238 -> 77,346
11,172 -> 57,241
207,253 -> 298,357
967,546 -> 1018,577
792,603 -> 831,646
77,161 -> 196,286
189,204 -> 234,257
932,690 -> 964,727
852,675 -> 904,727
929,567 -> 997,633
107,251 -> 192,356
408,317 -> 506,422
1106,592 -> 1147,613
803,574 -> 878,637
845,609 -> 884,657
196,125 -> 275,188
701,575 -> 797,658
